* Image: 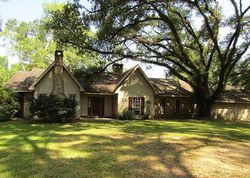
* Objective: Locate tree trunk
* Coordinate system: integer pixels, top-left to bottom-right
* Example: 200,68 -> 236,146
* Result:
196,97 -> 212,118
193,87 -> 213,119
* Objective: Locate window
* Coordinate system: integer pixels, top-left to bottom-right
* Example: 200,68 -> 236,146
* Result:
129,97 -> 145,115
132,97 -> 141,115
69,94 -> 76,100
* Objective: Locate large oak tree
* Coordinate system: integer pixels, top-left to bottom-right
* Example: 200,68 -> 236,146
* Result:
49,0 -> 250,117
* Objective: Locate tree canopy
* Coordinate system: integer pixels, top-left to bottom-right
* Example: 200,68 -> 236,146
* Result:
229,57 -> 250,92
48,0 -> 250,117
0,56 -> 10,85
0,2 -> 102,72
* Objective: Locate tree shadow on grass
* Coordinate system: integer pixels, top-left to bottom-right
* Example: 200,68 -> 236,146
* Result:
0,120 -> 249,177
106,119 -> 250,141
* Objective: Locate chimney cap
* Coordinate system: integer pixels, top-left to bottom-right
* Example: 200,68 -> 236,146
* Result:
55,50 -> 63,57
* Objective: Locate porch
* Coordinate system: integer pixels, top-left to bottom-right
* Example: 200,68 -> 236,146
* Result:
80,93 -> 118,118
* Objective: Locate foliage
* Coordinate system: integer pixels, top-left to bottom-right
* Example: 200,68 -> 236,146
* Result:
118,109 -> 135,120
0,2 -> 102,72
229,58 -> 250,93
73,64 -> 105,89
142,113 -> 150,120
0,87 -> 19,121
49,0 -> 250,117
0,56 -> 11,85
1,19 -> 54,70
29,94 -> 77,123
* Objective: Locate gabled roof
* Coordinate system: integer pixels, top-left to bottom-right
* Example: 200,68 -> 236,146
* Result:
63,64 -> 84,92
29,62 -> 84,92
81,65 -> 157,94
28,62 -> 55,90
6,61 -> 250,104
7,62 -> 84,92
6,68 -> 45,92
113,65 -> 157,93
78,67 -> 134,94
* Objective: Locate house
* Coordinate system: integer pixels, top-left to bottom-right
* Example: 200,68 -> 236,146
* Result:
6,50 -> 250,121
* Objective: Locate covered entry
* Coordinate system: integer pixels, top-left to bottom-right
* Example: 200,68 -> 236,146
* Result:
88,97 -> 104,117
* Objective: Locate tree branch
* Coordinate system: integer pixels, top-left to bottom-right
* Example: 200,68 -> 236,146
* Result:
145,0 -> 201,76
187,0 -> 223,61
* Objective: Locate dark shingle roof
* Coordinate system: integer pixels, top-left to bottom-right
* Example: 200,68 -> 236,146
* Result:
83,72 -> 124,93
150,78 -> 250,103
81,67 -> 135,93
6,68 -> 44,92
217,87 -> 250,103
150,78 -> 193,96
5,65 -> 250,103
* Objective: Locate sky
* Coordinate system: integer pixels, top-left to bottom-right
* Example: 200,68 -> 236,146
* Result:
0,0 -> 166,77
0,0 -> 249,78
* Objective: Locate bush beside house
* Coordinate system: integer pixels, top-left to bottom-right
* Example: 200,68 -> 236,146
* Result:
29,94 -> 77,123
118,110 -> 135,120
0,87 -> 19,121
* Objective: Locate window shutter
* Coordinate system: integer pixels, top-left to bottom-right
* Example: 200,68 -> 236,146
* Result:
141,97 -> 145,115
128,97 -> 132,112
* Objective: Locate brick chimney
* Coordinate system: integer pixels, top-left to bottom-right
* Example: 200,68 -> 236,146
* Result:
112,63 -> 123,74
52,50 -> 64,98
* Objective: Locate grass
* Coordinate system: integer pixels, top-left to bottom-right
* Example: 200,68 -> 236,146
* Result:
0,119 -> 250,178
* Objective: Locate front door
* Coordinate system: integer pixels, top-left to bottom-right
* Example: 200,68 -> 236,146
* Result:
88,97 -> 104,117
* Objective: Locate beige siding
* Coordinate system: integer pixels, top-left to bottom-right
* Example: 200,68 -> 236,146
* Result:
212,103 -> 250,121
104,96 -> 113,117
115,69 -> 155,117
81,94 -> 88,116
63,69 -> 81,118
34,70 -> 53,96
34,68 -> 81,118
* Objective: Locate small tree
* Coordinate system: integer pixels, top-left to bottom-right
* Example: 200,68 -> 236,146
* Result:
0,87 -> 19,121
30,94 -> 77,123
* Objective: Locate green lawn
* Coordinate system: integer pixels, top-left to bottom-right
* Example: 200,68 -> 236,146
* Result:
0,119 -> 250,178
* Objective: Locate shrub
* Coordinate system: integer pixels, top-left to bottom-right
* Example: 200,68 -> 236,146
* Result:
0,87 -> 19,121
142,113 -> 151,120
30,94 -> 77,123
118,110 -> 135,120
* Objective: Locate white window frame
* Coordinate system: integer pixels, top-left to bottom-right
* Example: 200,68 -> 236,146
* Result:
132,97 -> 142,115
